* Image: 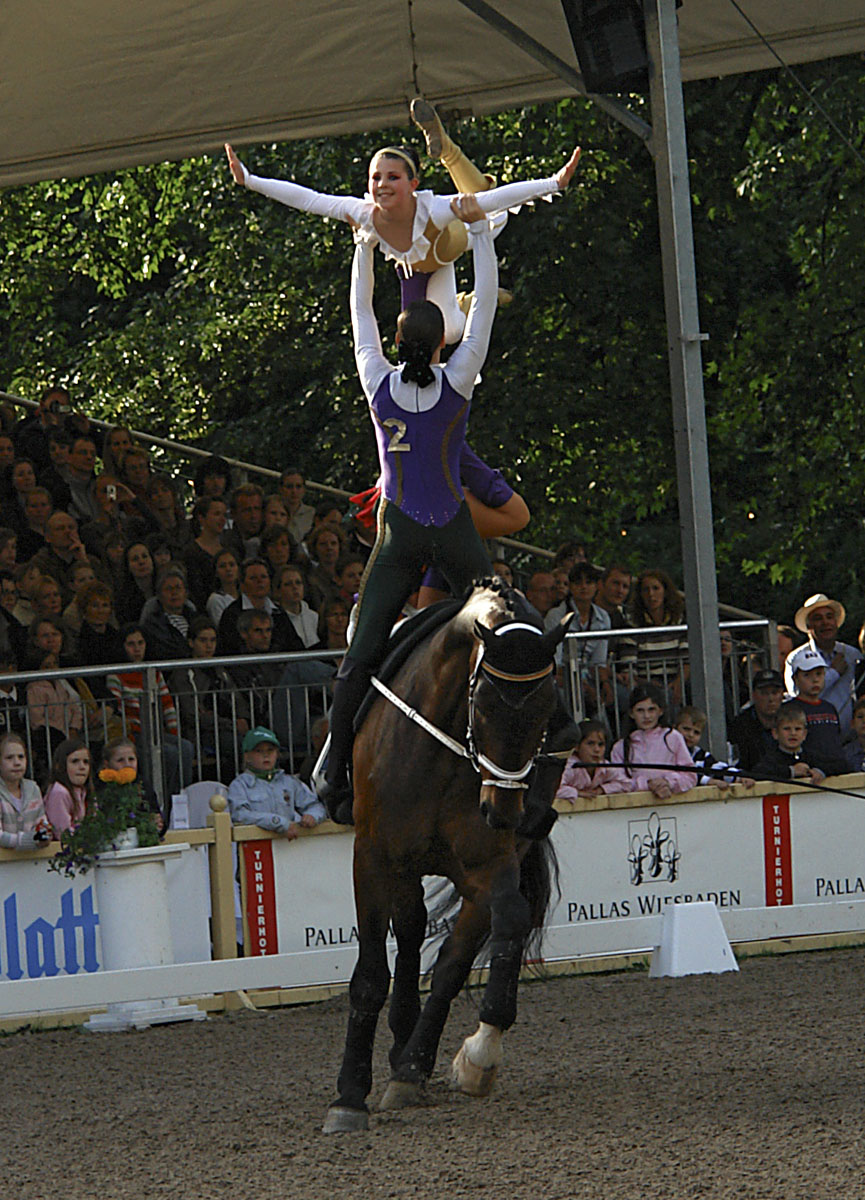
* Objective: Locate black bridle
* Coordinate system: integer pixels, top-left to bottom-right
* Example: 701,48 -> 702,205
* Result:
370,628 -> 556,791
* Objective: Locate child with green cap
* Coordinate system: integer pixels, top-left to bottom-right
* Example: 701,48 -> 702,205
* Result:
227,726 -> 327,838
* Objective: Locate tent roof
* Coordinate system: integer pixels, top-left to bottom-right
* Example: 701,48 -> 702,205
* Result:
5,1 -> 865,186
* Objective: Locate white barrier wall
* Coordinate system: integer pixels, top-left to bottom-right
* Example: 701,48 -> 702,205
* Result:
3,777 -> 865,1014
545,786 -> 865,957
242,777 -> 865,986
0,845 -> 211,983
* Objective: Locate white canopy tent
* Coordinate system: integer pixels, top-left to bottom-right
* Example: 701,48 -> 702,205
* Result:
3,1 -> 864,186
4,0 -> 863,750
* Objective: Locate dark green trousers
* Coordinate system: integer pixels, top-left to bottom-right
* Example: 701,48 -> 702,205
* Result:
345,498 -> 491,671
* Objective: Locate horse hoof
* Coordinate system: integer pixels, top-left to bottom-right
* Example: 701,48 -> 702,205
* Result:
451,1045 -> 498,1097
322,1105 -> 369,1134
379,1080 -> 422,1111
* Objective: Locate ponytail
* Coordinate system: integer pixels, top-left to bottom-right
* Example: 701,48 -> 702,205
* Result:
398,340 -> 436,387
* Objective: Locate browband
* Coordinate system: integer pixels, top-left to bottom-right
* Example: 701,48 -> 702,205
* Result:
481,661 -> 554,684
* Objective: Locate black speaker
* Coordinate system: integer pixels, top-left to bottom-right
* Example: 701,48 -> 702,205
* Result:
561,0 -> 649,94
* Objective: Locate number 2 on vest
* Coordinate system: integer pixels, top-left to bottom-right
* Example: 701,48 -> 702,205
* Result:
383,418 -> 412,453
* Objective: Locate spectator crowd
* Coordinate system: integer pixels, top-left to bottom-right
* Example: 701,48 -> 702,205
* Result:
0,386 -> 355,815
1,386 -> 864,849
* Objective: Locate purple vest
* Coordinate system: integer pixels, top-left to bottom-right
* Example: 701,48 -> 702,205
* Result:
371,372 -> 468,527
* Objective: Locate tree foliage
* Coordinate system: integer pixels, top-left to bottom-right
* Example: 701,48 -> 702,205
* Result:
1,55 -> 863,625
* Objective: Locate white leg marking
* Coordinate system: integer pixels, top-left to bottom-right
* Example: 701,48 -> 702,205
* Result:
451,1021 -> 503,1096
463,1021 -> 503,1070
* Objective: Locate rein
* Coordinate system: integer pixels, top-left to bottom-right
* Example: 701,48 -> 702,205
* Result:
541,757 -> 865,801
370,676 -> 471,763
370,641 -> 553,790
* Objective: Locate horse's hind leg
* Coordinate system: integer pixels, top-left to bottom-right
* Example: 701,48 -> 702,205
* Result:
387,879 -> 427,1070
378,878 -> 429,1112
324,849 -> 392,1134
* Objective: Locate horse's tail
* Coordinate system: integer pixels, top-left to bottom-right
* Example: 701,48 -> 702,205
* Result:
521,836 -> 560,963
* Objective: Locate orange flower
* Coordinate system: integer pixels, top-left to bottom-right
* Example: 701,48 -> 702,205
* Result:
98,767 -> 137,785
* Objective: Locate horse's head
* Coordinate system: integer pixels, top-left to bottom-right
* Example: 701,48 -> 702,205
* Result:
469,610 -> 571,831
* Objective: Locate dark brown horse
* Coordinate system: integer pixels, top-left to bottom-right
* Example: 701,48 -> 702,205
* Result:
323,582 -> 570,1133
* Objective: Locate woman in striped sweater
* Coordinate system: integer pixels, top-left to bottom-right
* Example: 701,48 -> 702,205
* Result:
107,623 -> 194,800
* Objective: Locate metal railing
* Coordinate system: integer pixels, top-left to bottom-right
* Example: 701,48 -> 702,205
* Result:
4,614 -> 772,815
560,618 -> 772,742
2,648 -> 342,809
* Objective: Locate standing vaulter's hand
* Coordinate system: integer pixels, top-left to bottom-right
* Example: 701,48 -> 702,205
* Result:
449,193 -> 486,224
224,143 -> 246,186
555,147 -> 582,190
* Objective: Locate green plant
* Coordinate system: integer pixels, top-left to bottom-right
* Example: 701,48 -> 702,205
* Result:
48,768 -> 160,878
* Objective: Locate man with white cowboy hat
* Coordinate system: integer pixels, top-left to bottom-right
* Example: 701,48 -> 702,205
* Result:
784,593 -> 861,733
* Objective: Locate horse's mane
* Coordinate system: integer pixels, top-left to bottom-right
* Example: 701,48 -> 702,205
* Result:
450,576 -> 539,643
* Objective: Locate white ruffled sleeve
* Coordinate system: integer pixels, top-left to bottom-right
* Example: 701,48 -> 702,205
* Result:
428,175 -> 560,230
244,170 -> 371,228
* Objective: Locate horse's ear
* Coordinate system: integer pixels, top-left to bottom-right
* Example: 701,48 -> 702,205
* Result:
473,620 -> 496,649
541,611 -> 573,653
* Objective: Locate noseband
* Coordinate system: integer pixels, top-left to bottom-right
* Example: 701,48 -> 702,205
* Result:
370,625 -> 553,791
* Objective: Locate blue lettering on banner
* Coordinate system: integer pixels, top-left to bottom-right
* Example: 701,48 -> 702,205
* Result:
55,888 -> 99,974
25,917 -> 58,978
3,893 -> 22,980
0,887 -> 100,981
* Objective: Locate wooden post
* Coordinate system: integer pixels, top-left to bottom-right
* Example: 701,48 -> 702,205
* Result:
207,796 -> 251,1013
207,798 -> 236,960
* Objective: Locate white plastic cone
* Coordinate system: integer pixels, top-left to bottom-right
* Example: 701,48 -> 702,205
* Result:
648,901 -> 739,978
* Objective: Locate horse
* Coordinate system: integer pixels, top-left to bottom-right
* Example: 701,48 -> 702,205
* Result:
323,580 -> 571,1133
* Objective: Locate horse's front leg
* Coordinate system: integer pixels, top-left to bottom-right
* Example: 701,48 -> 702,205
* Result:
323,841 -> 392,1134
452,864 -> 531,1097
380,890 -> 490,1110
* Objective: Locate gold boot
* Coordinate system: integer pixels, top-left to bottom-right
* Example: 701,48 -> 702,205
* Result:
410,97 -> 445,159
456,288 -> 514,316
410,97 -> 495,192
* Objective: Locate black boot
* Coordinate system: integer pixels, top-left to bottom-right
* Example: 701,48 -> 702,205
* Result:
317,660 -> 372,825
517,757 -> 563,840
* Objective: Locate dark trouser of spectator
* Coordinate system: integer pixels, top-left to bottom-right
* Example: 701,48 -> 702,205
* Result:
272,659 -> 336,751
136,734 -> 194,814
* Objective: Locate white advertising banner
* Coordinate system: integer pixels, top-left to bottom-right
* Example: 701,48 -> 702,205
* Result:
243,835 -> 458,986
250,784 -> 865,988
0,845 -> 211,983
8,784 -> 863,995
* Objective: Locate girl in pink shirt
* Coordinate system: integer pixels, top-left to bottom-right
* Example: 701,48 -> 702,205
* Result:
556,720 -> 624,799
610,684 -> 697,798
43,737 -> 94,835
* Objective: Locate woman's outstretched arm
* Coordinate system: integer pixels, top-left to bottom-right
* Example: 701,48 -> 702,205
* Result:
429,148 -> 581,228
225,143 -> 370,226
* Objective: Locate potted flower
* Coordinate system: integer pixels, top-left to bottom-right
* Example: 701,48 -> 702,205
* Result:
49,767 -> 160,878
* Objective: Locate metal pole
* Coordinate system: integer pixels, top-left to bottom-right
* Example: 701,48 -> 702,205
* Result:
141,666 -> 163,810
453,0 -> 653,147
643,0 -> 726,755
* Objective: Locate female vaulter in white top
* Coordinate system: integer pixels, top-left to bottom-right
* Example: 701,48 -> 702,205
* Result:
225,141 -> 581,342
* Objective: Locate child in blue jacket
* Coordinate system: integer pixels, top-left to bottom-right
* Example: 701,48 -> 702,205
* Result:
228,726 -> 326,839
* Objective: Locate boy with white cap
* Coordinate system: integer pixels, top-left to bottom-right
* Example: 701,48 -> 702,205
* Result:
785,593 -> 861,734
785,646 -> 849,778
